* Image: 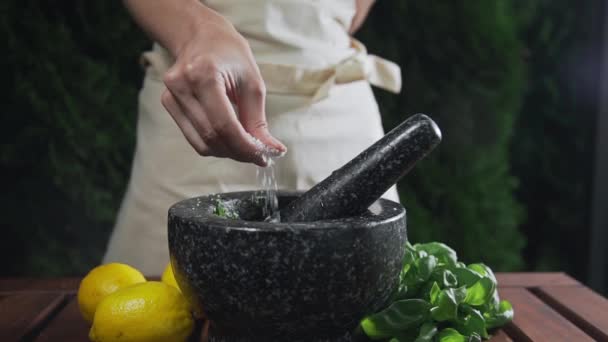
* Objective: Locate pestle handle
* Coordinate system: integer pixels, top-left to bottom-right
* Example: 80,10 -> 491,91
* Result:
281,113 -> 442,222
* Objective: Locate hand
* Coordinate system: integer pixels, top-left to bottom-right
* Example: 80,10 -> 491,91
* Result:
161,7 -> 286,166
157,5 -> 286,166
349,0 -> 376,34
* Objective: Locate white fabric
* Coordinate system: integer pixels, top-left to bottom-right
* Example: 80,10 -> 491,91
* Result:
203,0 -> 357,67
258,38 -> 401,102
103,0 -> 401,275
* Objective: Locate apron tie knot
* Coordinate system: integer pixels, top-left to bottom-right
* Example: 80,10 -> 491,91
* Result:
258,38 -> 402,102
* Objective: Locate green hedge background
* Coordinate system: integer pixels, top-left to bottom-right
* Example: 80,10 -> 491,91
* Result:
1,1 -> 598,282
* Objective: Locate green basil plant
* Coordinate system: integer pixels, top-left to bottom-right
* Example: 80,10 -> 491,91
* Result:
360,242 -> 514,341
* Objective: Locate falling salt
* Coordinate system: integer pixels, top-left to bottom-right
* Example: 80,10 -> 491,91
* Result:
250,135 -> 286,159
250,135 -> 284,222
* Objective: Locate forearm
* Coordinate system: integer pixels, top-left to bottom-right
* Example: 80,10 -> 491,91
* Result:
350,0 -> 376,34
125,0 -> 284,166
123,0 -> 215,56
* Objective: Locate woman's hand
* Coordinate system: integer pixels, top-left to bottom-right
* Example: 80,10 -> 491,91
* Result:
124,0 -> 286,166
349,0 -> 376,34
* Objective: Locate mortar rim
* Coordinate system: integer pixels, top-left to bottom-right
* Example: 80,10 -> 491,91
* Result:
168,190 -> 405,232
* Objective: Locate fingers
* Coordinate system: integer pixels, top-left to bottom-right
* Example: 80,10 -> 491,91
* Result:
237,74 -> 287,154
160,89 -> 212,157
165,86 -> 232,158
164,60 -> 268,166
196,80 -> 268,166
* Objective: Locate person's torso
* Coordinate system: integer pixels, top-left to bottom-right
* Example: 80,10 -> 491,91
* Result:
202,0 -> 357,67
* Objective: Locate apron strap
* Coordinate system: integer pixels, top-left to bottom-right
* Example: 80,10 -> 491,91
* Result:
258,38 -> 402,102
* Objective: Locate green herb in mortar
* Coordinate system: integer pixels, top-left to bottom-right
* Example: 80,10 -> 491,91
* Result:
213,198 -> 239,219
360,242 -> 513,341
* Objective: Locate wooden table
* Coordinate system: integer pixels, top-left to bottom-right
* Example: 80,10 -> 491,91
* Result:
1,273 -> 607,341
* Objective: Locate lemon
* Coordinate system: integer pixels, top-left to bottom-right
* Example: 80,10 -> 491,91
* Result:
78,263 -> 146,323
163,262 -> 204,318
89,281 -> 194,342
161,263 -> 180,291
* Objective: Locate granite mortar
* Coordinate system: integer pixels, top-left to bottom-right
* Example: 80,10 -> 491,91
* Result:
168,191 -> 407,341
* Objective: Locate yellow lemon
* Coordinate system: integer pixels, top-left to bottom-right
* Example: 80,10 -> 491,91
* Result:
161,263 -> 180,291
77,263 -> 146,323
163,262 -> 204,318
89,281 -> 194,342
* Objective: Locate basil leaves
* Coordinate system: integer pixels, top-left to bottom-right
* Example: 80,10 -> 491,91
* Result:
360,242 -> 513,341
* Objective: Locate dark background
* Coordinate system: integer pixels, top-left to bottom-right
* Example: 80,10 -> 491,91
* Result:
1,1 -> 606,293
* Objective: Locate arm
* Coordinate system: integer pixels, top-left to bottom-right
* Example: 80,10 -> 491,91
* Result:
124,0 -> 286,166
349,0 -> 376,34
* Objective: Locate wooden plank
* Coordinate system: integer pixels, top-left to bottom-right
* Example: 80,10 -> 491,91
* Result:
0,293 -> 67,341
0,278 -> 80,293
535,286 -> 608,341
35,297 -> 90,342
1,273 -> 579,291
487,329 -> 513,342
500,288 -> 594,341
0,277 -> 161,293
496,272 -> 580,287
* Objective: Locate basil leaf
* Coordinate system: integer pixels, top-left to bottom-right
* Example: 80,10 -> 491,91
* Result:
485,300 -> 514,329
419,322 -> 438,336
402,248 -> 417,271
360,299 -> 431,339
453,268 -> 482,288
214,199 -> 226,217
438,329 -> 481,342
414,322 -> 438,342
417,255 -> 438,282
390,282 -> 409,301
401,258 -> 435,297
417,250 -> 429,259
415,281 -> 436,302
464,277 -> 495,306
430,282 -> 441,304
455,285 -> 468,304
402,271 -> 418,288
213,198 -> 239,219
468,264 -> 497,287
467,333 -> 482,342
442,269 -> 459,288
431,287 -> 466,321
389,329 -> 419,342
414,242 -> 458,266
432,267 -> 459,288
438,328 -> 466,342
488,287 -> 500,308
456,306 -> 488,338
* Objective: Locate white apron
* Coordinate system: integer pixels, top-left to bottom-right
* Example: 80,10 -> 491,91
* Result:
103,0 -> 402,275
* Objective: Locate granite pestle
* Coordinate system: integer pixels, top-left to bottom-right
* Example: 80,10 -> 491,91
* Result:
280,113 -> 442,222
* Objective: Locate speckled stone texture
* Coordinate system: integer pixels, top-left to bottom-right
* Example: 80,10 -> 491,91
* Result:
168,191 -> 407,341
280,113 -> 441,222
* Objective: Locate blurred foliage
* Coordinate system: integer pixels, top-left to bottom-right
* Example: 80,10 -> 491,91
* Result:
358,1 -> 526,270
359,0 -> 598,277
0,1 -> 596,277
509,0 -> 597,280
1,1 -> 148,275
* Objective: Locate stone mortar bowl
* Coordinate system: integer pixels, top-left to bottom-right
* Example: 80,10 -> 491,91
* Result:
168,191 -> 407,341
